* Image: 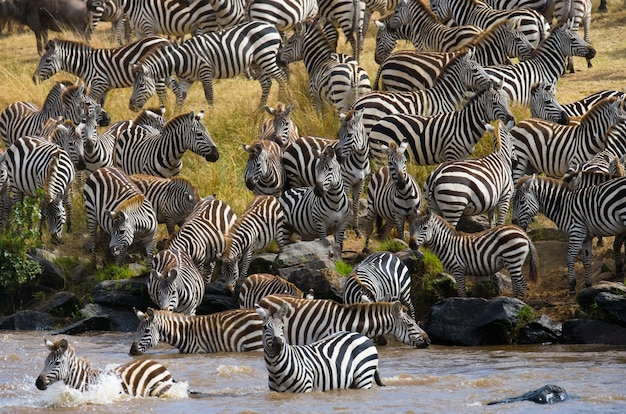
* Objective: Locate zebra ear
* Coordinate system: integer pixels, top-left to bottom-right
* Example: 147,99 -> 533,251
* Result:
255,304 -> 269,320
168,268 -> 179,281
134,308 -> 147,321
294,21 -> 305,35
44,338 -> 55,350
392,301 -> 404,316
375,20 -> 385,30
399,140 -> 409,152
265,105 -> 276,116
131,63 -> 143,75
195,110 -> 205,121
276,302 -> 290,319
59,339 -> 69,352
286,101 -> 296,113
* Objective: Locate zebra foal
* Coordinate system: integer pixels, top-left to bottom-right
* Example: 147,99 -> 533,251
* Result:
409,213 -> 538,300
256,302 -> 384,393
37,337 -> 175,397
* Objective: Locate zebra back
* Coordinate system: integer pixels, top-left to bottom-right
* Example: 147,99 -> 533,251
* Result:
238,273 -> 303,309
247,0 -> 319,32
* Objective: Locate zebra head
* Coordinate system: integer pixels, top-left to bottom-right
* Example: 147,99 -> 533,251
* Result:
385,140 -> 410,186
255,302 -> 289,358
174,110 -> 220,163
32,39 -> 62,83
148,249 -> 182,312
428,0 -> 451,22
278,20 -> 308,65
265,101 -> 297,148
314,146 -> 342,197
108,209 -> 136,259
511,175 -> 540,231
129,63 -> 156,112
552,19 -> 596,61
221,258 -> 240,294
130,308 -> 160,355
243,141 -> 269,192
335,109 -> 368,164
457,49 -> 491,92
374,19 -> 398,65
60,81 -> 111,127
36,338 -> 75,391
43,199 -> 67,245
390,301 -> 431,348
503,18 -> 535,62
408,213 -> 434,251
481,80 -> 515,126
77,103 -> 101,155
530,81 -> 570,125
51,120 -> 86,171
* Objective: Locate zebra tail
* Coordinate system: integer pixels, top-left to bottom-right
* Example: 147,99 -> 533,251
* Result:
373,65 -> 382,91
375,369 -> 385,387
528,239 -> 539,282
351,0 -> 361,60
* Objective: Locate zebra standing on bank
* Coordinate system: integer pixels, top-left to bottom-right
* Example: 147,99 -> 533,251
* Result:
363,141 -> 422,253
5,136 -> 75,244
529,81 -> 570,125
256,302 -> 384,393
238,273 -> 303,309
83,166 -> 157,266
374,18 -> 534,92
33,36 -> 174,106
343,251 -> 416,319
512,175 -> 626,294
114,110 -> 219,177
424,120 -> 516,229
510,96 -> 624,183
118,0 -> 218,39
482,20 -> 596,106
128,173 -> 199,235
243,140 -> 286,196
221,195 -> 288,293
148,247 -> 205,315
247,0 -> 318,33
129,21 -> 287,112
410,213 -> 538,300
37,337 -> 175,397
553,0 -> 592,72
367,82 -> 514,165
279,17 -> 371,114
257,294 -> 430,347
130,307 -> 263,354
258,101 -> 300,149
166,196 -> 237,279
351,49 -> 492,137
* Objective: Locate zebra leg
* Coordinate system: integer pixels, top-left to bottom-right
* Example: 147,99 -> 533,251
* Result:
613,233 -> 626,276
362,210 -> 376,253
352,183 -> 363,238
63,192 -> 72,233
256,73 -> 273,110
567,238 -> 585,295
581,238 -> 593,288
199,76 -> 214,109
509,265 -> 527,300
452,269 -> 469,298
176,79 -> 194,113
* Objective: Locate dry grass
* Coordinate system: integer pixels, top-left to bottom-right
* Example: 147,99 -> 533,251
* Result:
0,1 -> 625,257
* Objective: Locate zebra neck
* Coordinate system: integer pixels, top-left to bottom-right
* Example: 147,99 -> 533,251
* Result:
66,355 -> 100,391
156,314 -> 198,352
59,45 -> 92,80
473,30 -> 509,66
533,182 -> 574,230
40,86 -> 65,118
426,216 -> 456,255
526,35 -> 567,77
143,46 -> 181,80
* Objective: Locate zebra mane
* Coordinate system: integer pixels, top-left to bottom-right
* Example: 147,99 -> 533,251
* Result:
43,149 -> 62,204
48,38 -> 94,53
350,272 -> 377,301
345,299 -> 409,314
579,96 -> 618,124
515,174 -> 567,190
154,249 -> 179,278
490,119 -> 503,152
113,194 -> 146,217
472,18 -> 510,44
170,176 -> 200,200
431,51 -> 468,84
462,87 -> 488,108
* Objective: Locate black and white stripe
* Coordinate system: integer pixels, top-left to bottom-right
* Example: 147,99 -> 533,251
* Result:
511,175 -> 626,294
83,166 -> 157,265
238,273 -> 304,309
148,248 -> 205,315
424,120 -> 515,228
410,212 -> 538,300
256,302 -> 384,393
37,338 -> 174,397
363,141 -> 423,252
129,21 -> 287,111
562,90 -> 625,118
553,0 -> 592,72
257,294 -> 430,347
114,110 -> 219,177
259,101 -> 300,149
206,0 -> 248,29
529,81 -> 570,125
247,0 -> 319,32
243,140 -> 286,196
343,251 -> 416,319
130,307 -> 263,354
368,83 -> 514,164
318,0 -> 365,61
221,195 -> 288,292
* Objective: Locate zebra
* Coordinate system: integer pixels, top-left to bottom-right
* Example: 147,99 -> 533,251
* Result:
373,18 -> 535,92
317,0 -> 365,61
351,49 -> 492,138
247,0 -> 319,33
278,17 -> 371,114
36,337 -> 175,397
148,247 -> 205,315
530,81 -> 570,125
367,82 -> 514,165
238,273 -> 303,309
118,0 -> 219,39
363,141 -> 423,253
166,196 -> 237,279
114,110 -> 219,177
128,173 -> 199,235
129,21 -> 287,112
562,90 -> 626,118
280,145 -> 351,258
510,96 -> 624,183
282,109 -> 369,237
553,0 -> 592,72
257,294 -> 430,348
129,307 -> 263,354
511,175 -> 626,294
429,0 -> 550,48
362,0 -> 399,41
372,0 -> 482,65
243,140 -> 286,196
424,120 -> 515,229
5,136 -> 75,244
256,302 -> 384,393
483,20 -> 596,106
409,212 -> 538,300
48,119 -> 86,173
86,0 -> 129,44
221,195 -> 288,293
83,166 -> 157,266
0,81 -> 107,148
205,0 -> 248,29
32,36 -> 174,106
258,101 -> 300,149
343,251 -> 416,319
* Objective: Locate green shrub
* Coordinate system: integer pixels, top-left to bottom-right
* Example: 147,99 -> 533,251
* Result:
95,264 -> 136,281
334,260 -> 353,277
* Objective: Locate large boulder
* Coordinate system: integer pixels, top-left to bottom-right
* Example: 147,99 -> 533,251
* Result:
561,319 -> 626,344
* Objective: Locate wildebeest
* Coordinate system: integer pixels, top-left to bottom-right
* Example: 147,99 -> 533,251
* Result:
0,0 -> 91,54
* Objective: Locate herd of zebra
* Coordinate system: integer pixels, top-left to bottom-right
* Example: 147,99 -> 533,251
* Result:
0,0 -> 622,398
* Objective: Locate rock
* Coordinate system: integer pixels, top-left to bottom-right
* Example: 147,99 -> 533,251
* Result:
577,282 -> 626,324
29,291 -> 81,318
456,215 -> 491,233
92,276 -> 152,310
561,319 -> 626,344
1,310 -> 56,330
423,296 -> 528,346
53,316 -> 111,335
30,250 -> 66,289
80,303 -> 139,332
517,314 -> 562,344
276,240 -> 336,268
595,292 -> 626,324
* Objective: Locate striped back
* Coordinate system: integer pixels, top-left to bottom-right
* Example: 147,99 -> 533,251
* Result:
239,273 -> 303,308
130,307 -> 263,354
247,0 -> 319,32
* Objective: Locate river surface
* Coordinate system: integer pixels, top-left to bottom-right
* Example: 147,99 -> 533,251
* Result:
1,330 -> 625,413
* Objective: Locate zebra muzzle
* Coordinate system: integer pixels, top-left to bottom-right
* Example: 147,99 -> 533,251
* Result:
35,376 -> 48,390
